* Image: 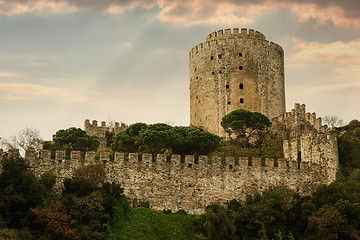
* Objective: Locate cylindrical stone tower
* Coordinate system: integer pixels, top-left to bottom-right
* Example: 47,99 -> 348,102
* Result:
189,28 -> 285,137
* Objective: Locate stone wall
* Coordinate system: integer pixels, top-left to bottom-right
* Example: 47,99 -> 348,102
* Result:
84,119 -> 127,148
0,104 -> 338,214
271,103 -> 338,185
190,28 -> 285,137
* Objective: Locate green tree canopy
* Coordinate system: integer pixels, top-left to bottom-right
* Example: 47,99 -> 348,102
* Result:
0,155 -> 48,228
334,119 -> 360,177
111,123 -> 221,156
43,127 -> 100,156
221,109 -> 271,146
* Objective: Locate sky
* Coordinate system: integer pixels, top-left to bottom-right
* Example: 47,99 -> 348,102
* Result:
0,0 -> 359,141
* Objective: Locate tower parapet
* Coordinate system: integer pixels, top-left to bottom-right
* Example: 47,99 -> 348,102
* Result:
271,103 -> 338,183
190,28 -> 285,137
84,119 -> 128,148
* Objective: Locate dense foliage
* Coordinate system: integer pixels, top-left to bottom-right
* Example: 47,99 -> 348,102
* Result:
335,120 -> 360,177
0,154 -> 125,239
111,123 -> 221,156
221,109 -> 272,146
43,127 -> 100,157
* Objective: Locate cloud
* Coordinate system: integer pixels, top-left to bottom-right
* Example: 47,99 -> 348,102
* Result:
290,37 -> 360,101
0,54 -> 60,69
293,37 -> 360,65
0,72 -> 18,77
0,82 -> 69,101
288,3 -> 360,28
0,0 -> 71,15
2,0 -> 360,27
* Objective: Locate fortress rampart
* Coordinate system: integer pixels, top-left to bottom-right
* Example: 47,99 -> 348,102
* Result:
0,105 -> 338,214
190,28 -> 285,137
84,119 -> 127,148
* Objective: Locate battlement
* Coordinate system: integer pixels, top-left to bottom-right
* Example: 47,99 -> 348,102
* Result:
84,119 -> 127,133
206,28 -> 265,41
1,137 -> 338,214
190,28 -> 283,57
84,119 -> 128,148
21,150 -> 299,170
272,103 -> 329,134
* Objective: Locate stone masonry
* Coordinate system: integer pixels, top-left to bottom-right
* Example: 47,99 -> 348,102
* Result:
0,104 -> 338,214
190,28 -> 285,137
84,119 -> 127,148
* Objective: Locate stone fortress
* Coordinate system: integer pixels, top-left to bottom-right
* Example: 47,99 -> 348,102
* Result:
0,28 -> 338,214
190,28 -> 285,137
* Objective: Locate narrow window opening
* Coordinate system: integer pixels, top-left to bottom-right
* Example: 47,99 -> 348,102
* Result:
239,53 -> 242,57
210,56 -> 214,60
239,83 -> 244,89
239,66 -> 243,70
229,164 -> 233,170
194,67 -> 197,71
240,98 -> 244,103
227,101 -> 231,105
218,54 -> 222,59
226,84 -> 229,89
212,71 -> 215,75
297,151 -> 302,169
188,163 -> 192,168
219,70 -> 222,74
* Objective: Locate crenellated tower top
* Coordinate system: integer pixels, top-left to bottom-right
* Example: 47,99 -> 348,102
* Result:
189,27 -> 285,137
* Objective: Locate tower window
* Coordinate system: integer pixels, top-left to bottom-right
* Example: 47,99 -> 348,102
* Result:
239,53 -> 242,57
226,84 -> 229,89
218,54 -> 222,59
210,56 -> 214,60
212,71 -> 215,75
239,66 -> 243,70
194,67 -> 197,71
239,83 -> 244,89
227,101 -> 231,105
219,70 -> 222,74
240,98 -> 244,103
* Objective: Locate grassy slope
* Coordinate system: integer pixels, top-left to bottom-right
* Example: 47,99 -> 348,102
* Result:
107,207 -> 206,240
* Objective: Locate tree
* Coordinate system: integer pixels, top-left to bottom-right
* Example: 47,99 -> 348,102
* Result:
221,109 -> 271,146
111,123 -> 221,155
73,163 -> 106,187
305,205 -> 344,240
0,155 -> 47,228
323,115 -> 345,129
335,120 -> 360,177
32,201 -> 80,240
141,123 -> 172,154
43,127 -> 100,156
111,123 -> 148,153
0,127 -> 43,155
170,126 -> 221,156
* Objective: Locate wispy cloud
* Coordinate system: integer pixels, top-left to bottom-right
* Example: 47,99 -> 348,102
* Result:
293,37 -> 360,65
1,0 -> 360,27
290,37 -> 360,96
0,82 -> 69,101
0,54 -> 60,69
0,72 -> 19,78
